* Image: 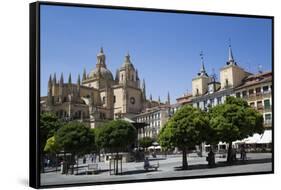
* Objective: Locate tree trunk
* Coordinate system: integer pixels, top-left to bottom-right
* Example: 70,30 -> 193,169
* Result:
55,153 -> 58,172
115,152 -> 119,174
76,156 -> 79,175
227,142 -> 233,164
41,154 -> 45,173
182,147 -> 188,170
71,153 -> 75,174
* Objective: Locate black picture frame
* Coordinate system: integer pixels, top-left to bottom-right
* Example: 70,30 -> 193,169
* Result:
30,1 -> 274,189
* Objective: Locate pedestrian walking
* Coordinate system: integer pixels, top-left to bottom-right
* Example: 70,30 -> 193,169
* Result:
240,144 -> 247,161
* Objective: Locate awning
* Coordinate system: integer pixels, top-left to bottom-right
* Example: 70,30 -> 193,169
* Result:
148,145 -> 161,149
218,141 -> 226,145
244,134 -> 262,144
257,130 -> 272,144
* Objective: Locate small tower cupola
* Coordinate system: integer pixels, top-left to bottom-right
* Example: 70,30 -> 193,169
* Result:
198,51 -> 208,77
226,41 -> 237,66
97,47 -> 106,68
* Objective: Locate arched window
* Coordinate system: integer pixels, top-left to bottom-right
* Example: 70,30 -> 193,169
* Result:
196,88 -> 199,96
225,79 -> 229,88
102,96 -> 106,104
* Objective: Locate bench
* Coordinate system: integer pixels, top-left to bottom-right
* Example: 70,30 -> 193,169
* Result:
144,162 -> 159,171
86,163 -> 99,175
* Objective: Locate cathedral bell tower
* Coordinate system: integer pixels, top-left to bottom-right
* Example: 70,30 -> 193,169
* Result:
220,44 -> 249,89
192,51 -> 210,96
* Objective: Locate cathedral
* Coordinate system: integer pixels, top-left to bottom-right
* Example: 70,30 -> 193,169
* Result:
40,48 -> 161,128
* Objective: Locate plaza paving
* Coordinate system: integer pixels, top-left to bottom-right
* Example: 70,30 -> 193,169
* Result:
41,153 -> 272,186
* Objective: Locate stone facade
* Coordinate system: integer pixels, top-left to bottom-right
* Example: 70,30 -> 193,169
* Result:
234,71 -> 272,129
41,48 -> 158,128
135,105 -> 170,140
191,45 -> 272,130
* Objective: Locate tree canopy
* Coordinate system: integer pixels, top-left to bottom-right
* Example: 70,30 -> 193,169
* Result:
209,96 -> 264,163
158,105 -> 209,149
55,121 -> 95,155
95,120 -> 137,153
209,96 -> 264,144
44,136 -> 59,154
158,105 -> 209,169
40,112 -> 63,153
139,137 -> 153,149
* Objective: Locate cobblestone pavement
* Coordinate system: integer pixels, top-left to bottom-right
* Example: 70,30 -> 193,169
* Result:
41,153 -> 272,186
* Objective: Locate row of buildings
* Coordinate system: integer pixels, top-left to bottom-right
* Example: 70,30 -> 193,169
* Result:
134,45 -> 272,149
41,45 -> 272,149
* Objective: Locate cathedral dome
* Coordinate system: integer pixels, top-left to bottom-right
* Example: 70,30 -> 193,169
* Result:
88,67 -> 114,80
121,53 -> 135,70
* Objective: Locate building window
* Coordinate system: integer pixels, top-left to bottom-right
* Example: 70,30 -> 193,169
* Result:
102,96 -> 106,104
264,99 -> 271,110
257,101 -> 263,110
197,102 -> 200,108
249,89 -> 254,96
217,97 -> 222,104
263,86 -> 269,93
265,114 -> 272,124
249,102 -> 255,108
256,87 -> 261,95
242,91 -> 247,98
113,96 -> 116,103
121,74 -> 124,81
236,92 -> 241,98
225,79 -> 229,88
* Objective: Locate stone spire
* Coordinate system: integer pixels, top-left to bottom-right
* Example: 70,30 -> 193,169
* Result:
115,69 -> 119,81
227,40 -> 236,65
198,51 -> 208,76
59,73 -> 64,86
77,74 -> 81,85
52,73 -> 57,85
48,74 -> 52,88
77,74 -> 81,96
82,68 -> 87,81
142,79 -> 146,100
228,45 -> 234,62
167,91 -> 170,105
150,94 -> 152,101
158,96 -> 161,103
59,73 -> 63,103
136,69 -> 139,80
47,74 -> 53,105
68,73 -> 72,84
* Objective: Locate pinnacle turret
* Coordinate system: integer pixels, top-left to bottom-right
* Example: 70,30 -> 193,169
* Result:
68,73 -> 72,84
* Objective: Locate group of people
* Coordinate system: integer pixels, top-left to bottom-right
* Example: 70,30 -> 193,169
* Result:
82,153 -> 97,164
207,144 -> 247,167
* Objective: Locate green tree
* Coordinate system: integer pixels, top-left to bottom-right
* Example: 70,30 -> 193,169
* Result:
40,112 -> 62,152
209,96 -> 264,163
158,105 -> 209,170
44,136 -> 59,153
95,120 -> 137,174
40,112 -> 63,172
44,136 -> 60,171
55,121 -> 95,174
139,136 -> 153,151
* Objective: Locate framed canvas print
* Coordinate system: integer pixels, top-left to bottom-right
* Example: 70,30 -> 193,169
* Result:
29,1 -> 274,188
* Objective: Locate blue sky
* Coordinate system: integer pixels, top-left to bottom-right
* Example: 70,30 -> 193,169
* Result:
40,5 -> 272,103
